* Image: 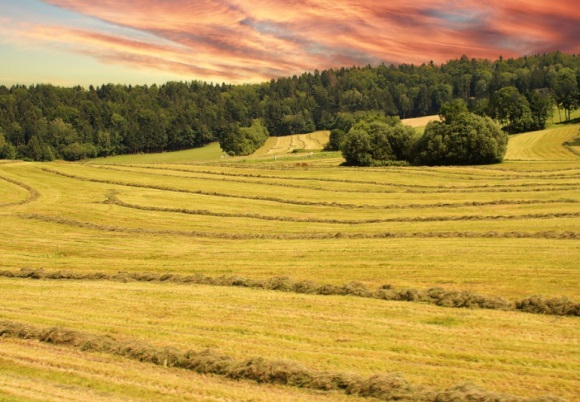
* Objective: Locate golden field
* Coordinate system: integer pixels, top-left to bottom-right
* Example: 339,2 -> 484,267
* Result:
0,122 -> 578,401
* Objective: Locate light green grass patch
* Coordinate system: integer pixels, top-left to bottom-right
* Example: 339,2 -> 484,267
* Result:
88,142 -> 224,165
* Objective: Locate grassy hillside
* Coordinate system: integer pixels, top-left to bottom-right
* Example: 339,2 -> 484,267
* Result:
506,124 -> 580,161
0,122 -> 579,401
89,142 -> 224,165
253,131 -> 330,157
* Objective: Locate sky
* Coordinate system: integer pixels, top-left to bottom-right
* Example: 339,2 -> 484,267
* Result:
1,0 -> 579,87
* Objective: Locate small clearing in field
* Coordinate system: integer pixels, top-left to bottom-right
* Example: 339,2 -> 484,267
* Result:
401,115 -> 440,128
253,130 -> 330,156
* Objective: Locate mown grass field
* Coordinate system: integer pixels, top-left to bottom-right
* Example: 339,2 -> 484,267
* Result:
0,122 -> 579,401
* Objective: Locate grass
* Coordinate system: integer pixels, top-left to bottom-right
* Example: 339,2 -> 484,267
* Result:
505,124 -> 579,161
551,107 -> 580,125
88,142 -> 224,165
254,131 -> 330,157
0,121 -> 579,401
0,338 -> 362,402
0,177 -> 29,206
401,115 -> 440,128
0,280 -> 578,399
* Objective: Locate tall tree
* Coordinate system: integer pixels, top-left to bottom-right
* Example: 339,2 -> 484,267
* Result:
489,86 -> 533,133
552,68 -> 579,121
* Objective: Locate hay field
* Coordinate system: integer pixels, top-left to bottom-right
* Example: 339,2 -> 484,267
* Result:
506,124 -> 580,161
91,142 -> 224,165
401,115 -> 440,128
254,131 -> 330,157
0,123 -> 579,401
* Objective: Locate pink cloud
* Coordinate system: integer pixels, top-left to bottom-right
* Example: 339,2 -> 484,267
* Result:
29,0 -> 580,82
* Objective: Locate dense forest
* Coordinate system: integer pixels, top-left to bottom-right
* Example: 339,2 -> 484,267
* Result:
0,52 -> 579,161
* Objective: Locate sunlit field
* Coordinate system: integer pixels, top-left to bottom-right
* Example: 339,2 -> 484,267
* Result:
0,122 -> 579,401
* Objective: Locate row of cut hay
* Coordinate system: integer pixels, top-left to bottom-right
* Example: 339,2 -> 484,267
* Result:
105,164 -> 580,193
106,190 -> 580,225
0,320 -> 566,401
358,163 -> 580,173
98,165 -> 398,195
40,167 -> 377,209
3,268 -> 578,316
0,175 -> 40,207
18,213 -> 580,241
308,164 -> 580,179
39,167 -> 580,211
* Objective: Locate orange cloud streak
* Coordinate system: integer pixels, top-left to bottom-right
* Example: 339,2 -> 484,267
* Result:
26,0 -> 580,82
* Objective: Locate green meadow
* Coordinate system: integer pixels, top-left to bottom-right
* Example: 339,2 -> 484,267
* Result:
0,121 -> 579,401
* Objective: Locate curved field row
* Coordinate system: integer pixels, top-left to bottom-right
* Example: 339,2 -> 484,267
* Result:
123,162 -> 580,181
164,161 -> 580,190
253,131 -> 330,156
0,175 -> 40,207
42,167 -> 580,214
107,191 -> 580,226
99,164 -> 580,193
0,162 -> 577,298
19,213 -> 578,241
506,125 -> 580,161
349,165 -> 580,180
42,168 -> 578,215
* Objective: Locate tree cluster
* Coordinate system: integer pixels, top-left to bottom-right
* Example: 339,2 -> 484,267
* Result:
415,112 -> 508,165
339,106 -> 508,166
340,115 -> 417,166
0,52 -> 578,161
218,119 -> 269,156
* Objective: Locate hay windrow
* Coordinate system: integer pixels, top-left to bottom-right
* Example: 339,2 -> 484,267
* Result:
95,164 -> 580,194
0,320 -> 567,401
41,168 -> 580,210
0,175 -> 40,207
106,190 -> 580,225
2,268 -> 578,316
118,163 -> 580,184
16,213 -> 580,241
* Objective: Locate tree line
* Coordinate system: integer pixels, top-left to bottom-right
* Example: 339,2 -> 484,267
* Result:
0,52 -> 579,161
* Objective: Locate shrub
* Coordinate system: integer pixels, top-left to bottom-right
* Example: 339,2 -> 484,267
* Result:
415,112 -> 507,165
218,119 -> 269,156
340,118 -> 417,166
324,129 -> 346,151
62,142 -> 98,161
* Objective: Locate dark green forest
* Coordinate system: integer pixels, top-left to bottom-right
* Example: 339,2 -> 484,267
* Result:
0,52 -> 579,161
